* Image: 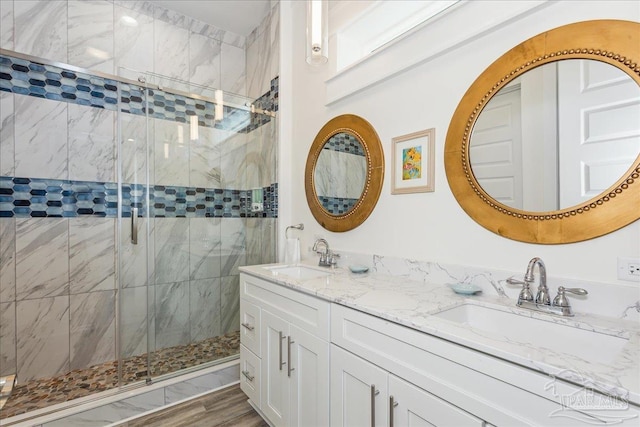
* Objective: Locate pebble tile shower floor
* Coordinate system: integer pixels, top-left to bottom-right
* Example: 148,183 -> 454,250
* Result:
0,331 -> 240,419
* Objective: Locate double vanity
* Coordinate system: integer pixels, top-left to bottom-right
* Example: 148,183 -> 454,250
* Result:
238,261 -> 640,426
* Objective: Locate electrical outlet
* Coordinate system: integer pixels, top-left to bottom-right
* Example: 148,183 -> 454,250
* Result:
617,257 -> 640,282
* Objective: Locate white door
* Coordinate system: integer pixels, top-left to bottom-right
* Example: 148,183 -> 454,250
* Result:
330,344 -> 388,427
470,86 -> 524,209
261,310 -> 289,427
289,325 -> 329,427
558,59 -> 640,207
389,374 -> 483,427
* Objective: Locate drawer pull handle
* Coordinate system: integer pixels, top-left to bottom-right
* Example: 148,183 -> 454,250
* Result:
287,336 -> 295,377
241,370 -> 254,382
279,331 -> 286,370
389,396 -> 398,427
370,385 -> 379,427
241,322 -> 254,331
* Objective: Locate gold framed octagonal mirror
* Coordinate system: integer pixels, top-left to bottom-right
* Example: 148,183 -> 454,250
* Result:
305,114 -> 384,232
445,20 -> 640,244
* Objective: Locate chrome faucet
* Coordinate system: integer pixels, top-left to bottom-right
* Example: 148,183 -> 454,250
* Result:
525,257 -> 550,305
507,257 -> 588,317
312,238 -> 339,267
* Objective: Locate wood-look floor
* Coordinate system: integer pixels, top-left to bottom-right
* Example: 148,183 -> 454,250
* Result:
117,384 -> 269,427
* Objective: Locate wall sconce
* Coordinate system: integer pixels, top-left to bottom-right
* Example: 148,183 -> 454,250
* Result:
306,0 -> 328,65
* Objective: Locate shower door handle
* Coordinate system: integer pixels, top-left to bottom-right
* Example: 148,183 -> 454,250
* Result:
131,207 -> 138,245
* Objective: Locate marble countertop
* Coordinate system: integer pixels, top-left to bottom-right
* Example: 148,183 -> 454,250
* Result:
239,262 -> 640,406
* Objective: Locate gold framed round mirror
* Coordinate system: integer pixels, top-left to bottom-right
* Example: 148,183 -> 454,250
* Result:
445,20 -> 640,244
305,114 -> 384,232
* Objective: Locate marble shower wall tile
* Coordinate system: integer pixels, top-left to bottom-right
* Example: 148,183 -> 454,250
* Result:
189,218 -> 221,280
154,281 -> 190,349
188,32 -> 221,93
244,218 -> 262,267
16,218 -> 69,300
0,301 -> 16,376
260,218 -> 277,265
68,104 -> 116,183
14,0 -> 68,64
114,4 -> 154,75
260,119 -> 278,188
189,126 -> 222,188
155,218 -> 189,284
0,218 -> 16,302
120,113 -> 152,185
0,91 -> 14,177
220,218 -> 245,276
221,43 -> 246,96
154,118 -> 189,187
16,296 -> 69,381
120,285 -> 155,359
14,96 -> 68,180
0,0 -> 13,50
154,19 -> 189,84
69,217 -> 115,294
69,290 -> 116,370
244,130 -> 262,190
221,275 -> 239,334
68,0 -> 115,74
121,217 -> 155,289
190,278 -> 221,342
219,132 -> 247,190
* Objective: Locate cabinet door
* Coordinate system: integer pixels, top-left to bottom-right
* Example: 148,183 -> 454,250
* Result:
289,325 -> 329,427
261,310 -> 289,427
331,345 -> 388,427
389,374 -> 483,427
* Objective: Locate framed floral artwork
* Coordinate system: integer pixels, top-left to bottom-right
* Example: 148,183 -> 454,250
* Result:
391,128 -> 435,194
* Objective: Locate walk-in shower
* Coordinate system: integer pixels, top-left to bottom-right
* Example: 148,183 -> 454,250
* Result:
0,49 -> 278,423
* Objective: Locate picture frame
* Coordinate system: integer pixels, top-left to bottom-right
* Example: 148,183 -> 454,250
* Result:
391,128 -> 435,194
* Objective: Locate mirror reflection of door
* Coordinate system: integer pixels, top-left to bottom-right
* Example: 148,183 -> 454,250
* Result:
470,59 -> 640,211
314,132 -> 367,215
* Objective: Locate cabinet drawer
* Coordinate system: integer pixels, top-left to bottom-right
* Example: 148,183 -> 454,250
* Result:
240,344 -> 261,407
240,299 -> 261,356
241,273 -> 330,340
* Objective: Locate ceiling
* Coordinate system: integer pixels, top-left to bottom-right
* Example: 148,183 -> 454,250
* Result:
154,0 -> 272,37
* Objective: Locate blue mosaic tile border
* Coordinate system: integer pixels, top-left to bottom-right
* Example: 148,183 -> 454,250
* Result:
0,177 -> 278,219
0,55 -> 119,110
0,53 -> 278,134
324,132 -> 365,156
319,196 -> 358,216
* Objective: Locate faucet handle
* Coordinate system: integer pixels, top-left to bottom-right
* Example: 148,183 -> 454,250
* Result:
506,277 -> 534,303
553,286 -> 588,307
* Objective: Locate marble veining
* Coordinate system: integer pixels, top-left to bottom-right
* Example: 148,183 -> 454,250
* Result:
16,295 -> 70,382
190,278 -> 222,342
155,281 -> 190,349
14,0 -> 68,64
69,217 -> 115,294
69,290 -> 116,370
0,91 -> 14,176
240,258 -> 640,406
189,218 -> 221,280
189,32 -> 221,93
0,0 -> 13,50
221,275 -> 240,334
15,218 -> 69,300
154,218 -> 189,284
68,104 -> 116,183
0,301 -> 16,376
68,0 -> 115,74
14,96 -> 68,181
114,4 -> 154,75
0,218 -> 16,302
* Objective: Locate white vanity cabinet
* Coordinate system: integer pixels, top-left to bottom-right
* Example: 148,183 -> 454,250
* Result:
239,273 -> 330,427
331,344 -> 482,427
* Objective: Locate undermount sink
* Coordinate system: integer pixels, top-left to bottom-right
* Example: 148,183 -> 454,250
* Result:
265,265 -> 332,280
432,304 -> 628,364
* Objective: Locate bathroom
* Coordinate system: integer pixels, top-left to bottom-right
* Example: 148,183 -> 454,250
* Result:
1,0 -> 640,426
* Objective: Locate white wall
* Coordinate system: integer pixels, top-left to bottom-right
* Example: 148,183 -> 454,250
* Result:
279,0 -> 640,288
